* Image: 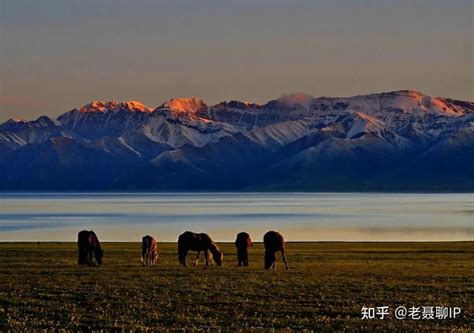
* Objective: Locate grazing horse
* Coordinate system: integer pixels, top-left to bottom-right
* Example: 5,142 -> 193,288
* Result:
77,230 -> 103,266
178,231 -> 223,267
263,231 -> 289,270
235,232 -> 252,266
141,235 -> 159,266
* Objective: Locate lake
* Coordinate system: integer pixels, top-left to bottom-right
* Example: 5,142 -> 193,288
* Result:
0,192 -> 472,242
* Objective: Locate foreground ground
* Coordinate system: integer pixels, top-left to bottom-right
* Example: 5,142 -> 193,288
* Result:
0,242 -> 472,331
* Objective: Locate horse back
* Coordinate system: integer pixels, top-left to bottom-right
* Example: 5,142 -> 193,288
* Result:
264,231 -> 285,252
235,232 -> 252,249
179,231 -> 213,251
142,235 -> 157,253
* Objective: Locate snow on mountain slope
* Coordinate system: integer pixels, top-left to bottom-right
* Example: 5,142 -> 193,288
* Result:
0,116 -> 72,146
2,90 -> 472,151
300,91 -> 473,145
0,116 -> 60,132
322,90 -> 467,118
420,125 -> 474,158
58,101 -> 153,139
0,132 -> 26,151
54,99 -> 237,148
198,91 -> 472,142
341,112 -> 415,150
137,113 -> 236,148
283,134 -> 400,168
345,112 -> 384,139
243,120 -> 309,149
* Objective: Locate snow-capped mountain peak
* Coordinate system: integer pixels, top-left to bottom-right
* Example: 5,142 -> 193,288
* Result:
157,97 -> 208,113
6,118 -> 27,124
79,100 -> 108,113
119,101 -> 152,112
79,100 -> 151,113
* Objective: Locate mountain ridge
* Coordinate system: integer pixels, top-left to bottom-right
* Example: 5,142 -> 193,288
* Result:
1,90 -> 473,191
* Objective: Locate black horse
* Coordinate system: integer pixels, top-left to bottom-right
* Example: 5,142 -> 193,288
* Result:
78,230 -> 103,266
263,231 -> 289,270
235,232 -> 252,266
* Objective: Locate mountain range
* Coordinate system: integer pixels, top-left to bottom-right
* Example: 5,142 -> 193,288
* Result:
1,90 -> 473,191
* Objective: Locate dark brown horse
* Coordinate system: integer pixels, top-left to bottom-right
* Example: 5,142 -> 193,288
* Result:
178,231 -> 223,267
78,230 -> 103,266
263,231 -> 288,270
235,232 -> 252,266
141,235 -> 158,266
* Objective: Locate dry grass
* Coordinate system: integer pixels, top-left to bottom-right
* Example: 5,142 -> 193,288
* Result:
0,242 -> 473,331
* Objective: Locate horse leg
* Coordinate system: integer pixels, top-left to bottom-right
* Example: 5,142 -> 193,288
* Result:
204,249 -> 209,266
179,248 -> 188,266
195,251 -> 200,266
282,250 -> 289,271
147,251 -> 152,266
87,249 -> 93,266
183,249 -> 189,267
78,248 -> 85,265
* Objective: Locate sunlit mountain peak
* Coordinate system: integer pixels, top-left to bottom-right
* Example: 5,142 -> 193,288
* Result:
158,97 -> 208,113
79,100 -> 151,113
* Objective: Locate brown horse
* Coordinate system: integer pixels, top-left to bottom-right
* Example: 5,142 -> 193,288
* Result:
141,235 -> 158,266
235,232 -> 252,266
77,230 -> 103,266
178,231 -> 223,267
263,231 -> 289,270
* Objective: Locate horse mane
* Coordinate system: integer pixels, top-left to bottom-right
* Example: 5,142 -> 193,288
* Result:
209,243 -> 221,255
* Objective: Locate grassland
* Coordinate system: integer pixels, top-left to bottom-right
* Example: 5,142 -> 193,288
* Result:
0,242 -> 472,331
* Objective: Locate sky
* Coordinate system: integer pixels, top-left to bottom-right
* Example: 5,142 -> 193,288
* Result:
0,0 -> 473,121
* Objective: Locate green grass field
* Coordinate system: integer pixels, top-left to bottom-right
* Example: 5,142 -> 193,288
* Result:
0,242 -> 472,331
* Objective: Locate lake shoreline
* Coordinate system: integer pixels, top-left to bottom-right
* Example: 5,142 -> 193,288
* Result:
1,192 -> 472,242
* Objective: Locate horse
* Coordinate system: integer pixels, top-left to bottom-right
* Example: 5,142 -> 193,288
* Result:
178,231 -> 223,267
235,232 -> 252,266
263,231 -> 289,270
141,235 -> 159,266
77,230 -> 103,266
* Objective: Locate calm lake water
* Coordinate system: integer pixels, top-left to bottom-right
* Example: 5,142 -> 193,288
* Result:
0,193 -> 472,242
